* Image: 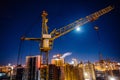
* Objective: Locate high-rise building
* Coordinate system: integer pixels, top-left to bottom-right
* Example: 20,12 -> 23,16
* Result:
26,55 -> 41,80
48,64 -> 60,80
60,66 -> 65,80
78,62 -> 84,80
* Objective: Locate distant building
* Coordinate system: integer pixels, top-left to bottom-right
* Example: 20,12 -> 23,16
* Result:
51,54 -> 64,66
64,63 -> 84,80
51,58 -> 64,66
0,64 -> 15,80
95,60 -> 120,80
83,61 -> 96,80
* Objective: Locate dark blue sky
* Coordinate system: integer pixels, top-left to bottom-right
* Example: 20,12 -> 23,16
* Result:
0,0 -> 120,65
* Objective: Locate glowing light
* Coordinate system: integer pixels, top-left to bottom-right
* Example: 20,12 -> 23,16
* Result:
106,66 -> 108,68
108,76 -> 116,80
55,58 -> 59,60
0,74 -> 2,77
70,61 -> 74,64
11,66 -> 14,70
84,72 -> 88,76
118,63 -> 120,65
110,77 -> 115,80
76,27 -> 80,31
8,63 -> 11,66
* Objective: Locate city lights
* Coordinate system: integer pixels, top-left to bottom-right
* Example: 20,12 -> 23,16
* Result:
8,63 -> 11,66
70,60 -> 74,64
84,72 -> 88,76
110,77 -> 116,80
117,63 -> 120,65
108,76 -> 116,80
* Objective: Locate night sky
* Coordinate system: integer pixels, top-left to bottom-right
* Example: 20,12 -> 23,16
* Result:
0,0 -> 120,65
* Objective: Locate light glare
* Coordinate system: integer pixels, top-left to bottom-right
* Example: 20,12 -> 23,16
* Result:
109,76 -> 116,80
84,72 -> 88,76
76,27 -> 80,31
110,78 -> 115,80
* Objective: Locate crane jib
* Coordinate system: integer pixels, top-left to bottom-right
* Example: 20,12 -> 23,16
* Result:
51,5 -> 114,39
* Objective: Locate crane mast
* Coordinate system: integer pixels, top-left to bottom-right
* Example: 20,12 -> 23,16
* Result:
21,5 -> 114,80
41,11 -> 49,35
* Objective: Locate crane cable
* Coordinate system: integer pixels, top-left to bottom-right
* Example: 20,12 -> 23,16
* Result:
16,14 -> 41,66
22,14 -> 41,37
17,40 -> 23,66
94,26 -> 102,61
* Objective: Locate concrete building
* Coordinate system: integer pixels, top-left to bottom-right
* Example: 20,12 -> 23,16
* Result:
51,54 -> 64,66
60,66 -> 65,80
26,55 -> 41,80
64,63 -> 84,80
48,64 -> 60,80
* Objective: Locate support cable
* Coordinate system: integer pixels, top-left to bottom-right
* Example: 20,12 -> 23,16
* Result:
17,15 -> 41,66
22,15 -> 41,37
94,26 -> 102,61
17,40 -> 23,66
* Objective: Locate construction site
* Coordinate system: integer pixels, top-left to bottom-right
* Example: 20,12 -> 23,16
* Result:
0,0 -> 120,80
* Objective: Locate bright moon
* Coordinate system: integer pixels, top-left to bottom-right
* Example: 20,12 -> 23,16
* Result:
76,27 -> 80,31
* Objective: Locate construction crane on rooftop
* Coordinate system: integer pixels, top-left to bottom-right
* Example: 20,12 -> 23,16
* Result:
21,5 -> 114,80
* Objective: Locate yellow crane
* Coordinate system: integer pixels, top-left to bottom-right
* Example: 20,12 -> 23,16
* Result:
21,5 -> 114,80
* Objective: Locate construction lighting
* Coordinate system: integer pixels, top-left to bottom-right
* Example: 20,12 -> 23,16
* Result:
84,72 -> 88,76
0,73 -> 2,77
108,76 -> 116,80
110,77 -> 115,80
11,66 -> 14,70
8,63 -> 11,66
117,63 -> 120,65
69,60 -> 74,64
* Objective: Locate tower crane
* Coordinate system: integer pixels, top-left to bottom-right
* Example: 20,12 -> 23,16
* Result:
21,5 -> 114,80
